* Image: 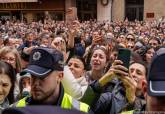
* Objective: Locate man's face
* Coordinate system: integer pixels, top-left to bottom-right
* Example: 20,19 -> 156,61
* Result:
149,39 -> 159,49
129,63 -> 146,94
31,71 -> 62,102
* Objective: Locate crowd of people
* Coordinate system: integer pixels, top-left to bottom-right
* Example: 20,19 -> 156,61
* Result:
0,16 -> 164,114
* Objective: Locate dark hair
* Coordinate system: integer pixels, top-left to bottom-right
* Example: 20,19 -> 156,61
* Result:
19,71 -> 31,96
0,61 -> 16,104
148,37 -> 161,45
92,45 -> 108,61
68,56 -> 86,70
20,51 -> 30,62
3,38 -> 9,46
39,33 -> 50,40
137,45 -> 154,62
131,51 -> 143,63
126,33 -> 136,40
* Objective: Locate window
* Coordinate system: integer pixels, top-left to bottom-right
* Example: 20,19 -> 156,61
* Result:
125,0 -> 144,21
76,0 -> 97,21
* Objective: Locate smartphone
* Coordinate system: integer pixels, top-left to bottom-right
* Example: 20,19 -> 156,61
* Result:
117,48 -> 131,68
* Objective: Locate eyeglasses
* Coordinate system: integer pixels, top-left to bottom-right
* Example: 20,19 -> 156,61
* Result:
1,57 -> 16,63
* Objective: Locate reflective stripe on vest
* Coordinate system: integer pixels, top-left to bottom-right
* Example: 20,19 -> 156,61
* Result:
72,98 -> 80,110
16,93 -> 89,113
121,110 -> 134,114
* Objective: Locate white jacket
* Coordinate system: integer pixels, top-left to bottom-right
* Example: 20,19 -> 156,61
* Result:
62,66 -> 88,100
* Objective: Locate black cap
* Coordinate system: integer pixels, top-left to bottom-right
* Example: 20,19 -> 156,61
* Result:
148,48 -> 165,96
23,47 -> 64,78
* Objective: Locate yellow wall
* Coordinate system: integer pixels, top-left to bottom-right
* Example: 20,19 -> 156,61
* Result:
112,0 -> 125,21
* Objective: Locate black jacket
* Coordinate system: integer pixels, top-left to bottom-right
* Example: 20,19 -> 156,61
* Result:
81,78 -> 128,114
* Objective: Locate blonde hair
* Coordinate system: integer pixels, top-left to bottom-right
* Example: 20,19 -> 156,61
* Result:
0,46 -> 22,73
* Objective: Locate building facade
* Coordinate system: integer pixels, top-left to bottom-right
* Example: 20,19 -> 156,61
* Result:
0,0 -> 65,22
0,0 -> 164,22
112,0 -> 165,21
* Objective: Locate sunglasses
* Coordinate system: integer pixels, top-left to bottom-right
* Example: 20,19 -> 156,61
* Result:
126,37 -> 135,42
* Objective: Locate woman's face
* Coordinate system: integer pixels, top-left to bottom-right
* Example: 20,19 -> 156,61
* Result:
117,35 -> 125,43
0,74 -> 12,102
110,51 -> 118,63
143,37 -> 149,45
22,77 -> 31,89
126,34 -> 135,44
1,52 -> 16,69
146,48 -> 155,64
68,58 -> 85,79
91,49 -> 107,70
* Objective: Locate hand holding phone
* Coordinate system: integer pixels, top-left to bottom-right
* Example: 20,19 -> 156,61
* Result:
117,48 -> 131,69
99,59 -> 129,87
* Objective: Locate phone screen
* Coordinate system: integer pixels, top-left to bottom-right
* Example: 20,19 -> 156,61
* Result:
117,48 -> 131,69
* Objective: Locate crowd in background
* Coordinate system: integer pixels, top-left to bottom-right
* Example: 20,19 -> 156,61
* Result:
0,15 -> 165,114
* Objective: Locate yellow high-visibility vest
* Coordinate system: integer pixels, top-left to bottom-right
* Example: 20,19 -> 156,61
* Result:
16,93 -> 89,113
121,110 -> 134,114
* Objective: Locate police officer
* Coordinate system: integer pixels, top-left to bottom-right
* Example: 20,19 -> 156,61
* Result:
14,47 -> 89,113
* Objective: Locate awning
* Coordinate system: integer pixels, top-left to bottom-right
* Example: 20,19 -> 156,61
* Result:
0,0 -> 38,3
